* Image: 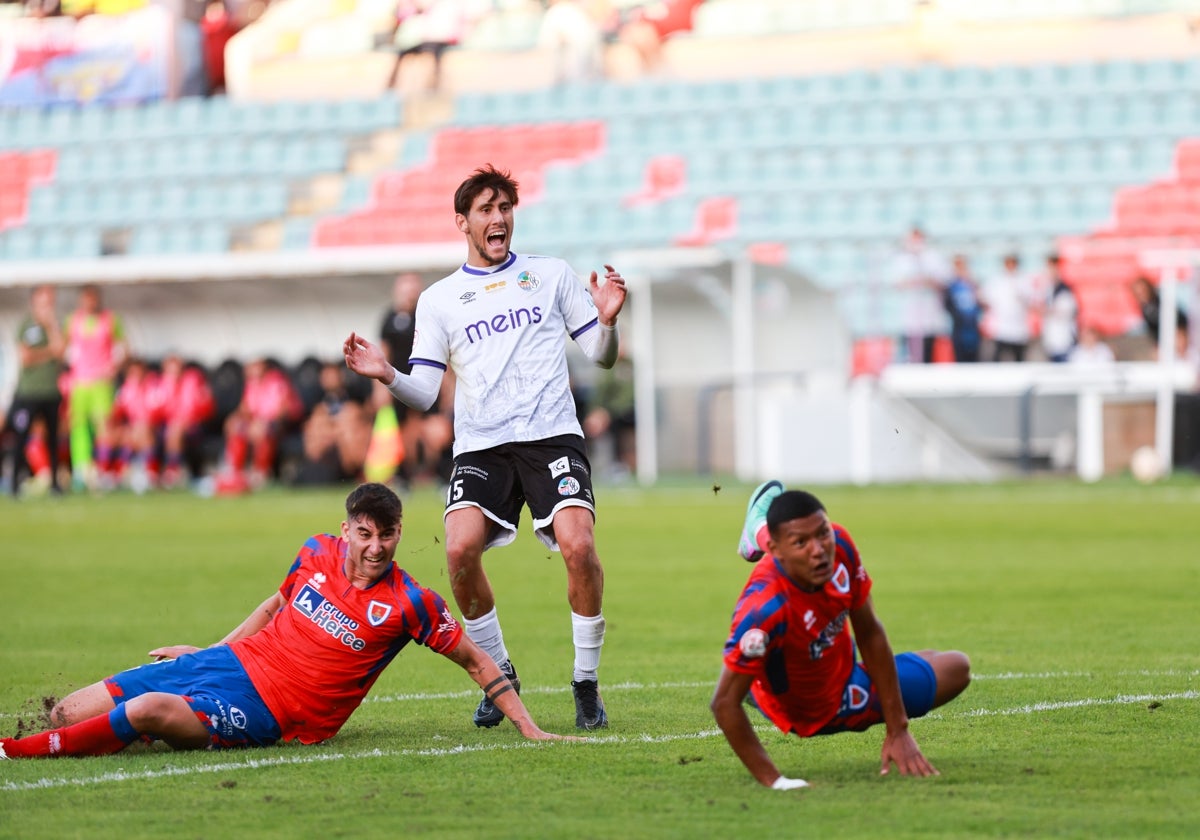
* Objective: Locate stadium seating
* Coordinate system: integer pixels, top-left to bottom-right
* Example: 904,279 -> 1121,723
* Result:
3,48 -> 1199,337
0,95 -> 400,259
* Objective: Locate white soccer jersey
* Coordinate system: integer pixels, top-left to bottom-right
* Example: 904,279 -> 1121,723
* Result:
410,252 -> 601,455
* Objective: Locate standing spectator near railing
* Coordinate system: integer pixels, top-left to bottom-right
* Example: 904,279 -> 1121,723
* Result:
889,225 -> 951,364
942,254 -> 983,363
981,253 -> 1038,363
1040,253 -> 1079,363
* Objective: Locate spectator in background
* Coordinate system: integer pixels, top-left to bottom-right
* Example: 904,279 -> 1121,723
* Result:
379,272 -> 454,487
1067,324 -> 1115,368
387,0 -> 474,93
108,357 -> 161,492
1040,253 -> 1079,363
981,253 -> 1038,363
201,0 -> 242,94
294,362 -> 373,486
216,357 -> 303,494
1130,275 -> 1189,353
890,225 -> 951,364
64,284 -> 127,492
158,0 -> 212,96
941,254 -> 983,363
617,0 -> 703,74
2,284 -> 65,496
581,345 -> 635,479
539,0 -> 604,84
154,353 -> 215,489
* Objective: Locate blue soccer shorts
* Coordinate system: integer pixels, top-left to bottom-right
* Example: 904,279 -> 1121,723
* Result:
105,645 -> 282,749
814,652 -> 938,735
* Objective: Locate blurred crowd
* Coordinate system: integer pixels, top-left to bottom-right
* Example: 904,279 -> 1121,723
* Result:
0,279 -> 423,497
0,273 -> 639,497
887,225 -> 1196,370
1,0 -> 709,98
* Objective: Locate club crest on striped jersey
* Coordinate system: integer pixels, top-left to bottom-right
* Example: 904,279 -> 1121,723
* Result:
367,600 -> 393,626
517,271 -> 541,291
831,563 -> 850,593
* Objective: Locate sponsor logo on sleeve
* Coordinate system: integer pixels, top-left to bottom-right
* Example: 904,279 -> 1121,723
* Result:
738,628 -> 767,659
437,608 -> 459,635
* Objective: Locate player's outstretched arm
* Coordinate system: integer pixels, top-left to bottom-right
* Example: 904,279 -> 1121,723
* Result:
849,598 -> 939,777
446,637 -> 583,741
342,331 -> 441,410
711,666 -> 808,789
342,332 -> 393,382
588,264 -> 627,327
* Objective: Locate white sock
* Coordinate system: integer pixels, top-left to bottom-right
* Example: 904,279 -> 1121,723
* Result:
571,611 -> 605,683
463,607 -> 510,669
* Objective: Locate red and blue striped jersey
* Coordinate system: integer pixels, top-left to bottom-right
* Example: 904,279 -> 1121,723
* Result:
231,534 -> 463,744
722,524 -> 872,736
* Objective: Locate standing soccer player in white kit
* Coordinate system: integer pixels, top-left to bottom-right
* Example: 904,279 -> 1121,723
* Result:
343,165 -> 627,730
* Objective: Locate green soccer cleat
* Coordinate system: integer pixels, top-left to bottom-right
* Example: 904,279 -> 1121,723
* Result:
738,480 -> 784,561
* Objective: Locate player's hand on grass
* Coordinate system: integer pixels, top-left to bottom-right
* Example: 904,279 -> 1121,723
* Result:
880,729 -> 939,777
770,776 -> 810,791
148,645 -> 202,661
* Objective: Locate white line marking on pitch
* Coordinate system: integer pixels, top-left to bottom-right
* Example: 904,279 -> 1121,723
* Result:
2,691 -> 1196,792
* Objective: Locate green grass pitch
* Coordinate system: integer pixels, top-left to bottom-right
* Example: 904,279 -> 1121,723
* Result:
2,478 -> 1198,839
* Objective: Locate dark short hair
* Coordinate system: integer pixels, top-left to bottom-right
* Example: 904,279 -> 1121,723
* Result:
766,490 -> 826,536
345,482 -> 402,529
453,164 -> 520,216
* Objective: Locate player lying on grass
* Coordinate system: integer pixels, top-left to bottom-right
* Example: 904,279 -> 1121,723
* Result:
711,482 -> 971,789
1,483 -> 576,759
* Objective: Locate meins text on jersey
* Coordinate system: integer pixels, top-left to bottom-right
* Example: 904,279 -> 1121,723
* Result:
464,306 -> 544,344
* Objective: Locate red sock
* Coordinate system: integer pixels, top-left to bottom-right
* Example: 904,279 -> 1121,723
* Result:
252,438 -> 277,474
25,435 -> 50,475
226,435 -> 247,471
1,712 -> 133,758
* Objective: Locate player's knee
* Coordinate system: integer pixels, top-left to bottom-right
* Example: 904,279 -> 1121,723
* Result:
123,693 -> 177,731
48,700 -> 73,727
935,650 -> 971,703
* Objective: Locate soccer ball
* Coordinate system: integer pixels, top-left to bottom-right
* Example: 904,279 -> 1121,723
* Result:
1130,446 -> 1163,484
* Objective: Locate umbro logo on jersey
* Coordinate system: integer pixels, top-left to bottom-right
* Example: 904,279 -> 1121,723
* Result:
460,292 -> 476,302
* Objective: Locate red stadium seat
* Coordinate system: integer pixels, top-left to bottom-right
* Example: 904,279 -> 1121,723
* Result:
674,197 -> 737,246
